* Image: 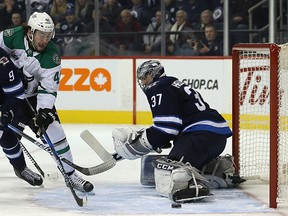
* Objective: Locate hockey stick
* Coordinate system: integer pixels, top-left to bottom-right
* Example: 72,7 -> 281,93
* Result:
7,124 -> 87,207
8,123 -> 116,175
22,98 -> 115,175
40,128 -> 87,207
19,141 -> 58,180
61,157 -> 116,175
80,129 -> 123,164
20,141 -> 45,177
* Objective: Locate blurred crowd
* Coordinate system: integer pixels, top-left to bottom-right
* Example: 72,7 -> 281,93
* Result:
0,0 -> 269,56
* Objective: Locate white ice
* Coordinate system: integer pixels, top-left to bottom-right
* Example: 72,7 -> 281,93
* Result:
0,124 -> 287,216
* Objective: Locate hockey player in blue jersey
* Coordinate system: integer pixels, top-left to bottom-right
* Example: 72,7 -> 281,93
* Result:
112,60 -> 242,202
0,47 -> 43,186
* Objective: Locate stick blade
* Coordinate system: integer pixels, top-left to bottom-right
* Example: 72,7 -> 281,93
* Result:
80,130 -> 113,162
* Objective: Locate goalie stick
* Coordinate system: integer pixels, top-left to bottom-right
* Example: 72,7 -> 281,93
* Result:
61,157 -> 116,175
80,130 -> 123,165
80,130 -> 171,170
7,124 -> 87,207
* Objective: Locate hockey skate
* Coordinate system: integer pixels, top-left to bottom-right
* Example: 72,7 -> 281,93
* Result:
67,171 -> 94,193
14,166 -> 43,186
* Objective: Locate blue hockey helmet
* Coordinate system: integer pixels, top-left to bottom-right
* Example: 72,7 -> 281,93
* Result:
137,60 -> 164,90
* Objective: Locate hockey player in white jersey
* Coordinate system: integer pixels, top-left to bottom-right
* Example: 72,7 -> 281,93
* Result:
112,60 -> 244,202
0,12 -> 93,192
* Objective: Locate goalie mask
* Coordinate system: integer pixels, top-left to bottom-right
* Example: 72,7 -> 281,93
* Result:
27,12 -> 55,50
137,60 -> 165,91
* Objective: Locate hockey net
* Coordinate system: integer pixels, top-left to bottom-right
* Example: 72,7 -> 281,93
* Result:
232,43 -> 288,208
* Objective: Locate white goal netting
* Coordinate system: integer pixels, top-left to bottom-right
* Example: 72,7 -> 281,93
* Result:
234,43 -> 288,205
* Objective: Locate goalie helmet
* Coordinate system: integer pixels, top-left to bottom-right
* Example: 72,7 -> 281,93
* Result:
27,12 -> 55,49
137,60 -> 165,90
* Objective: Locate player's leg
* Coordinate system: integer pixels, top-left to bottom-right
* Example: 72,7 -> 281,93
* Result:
25,97 -> 94,192
45,120 -> 94,192
0,121 -> 43,186
168,131 -> 227,169
169,131 -> 244,188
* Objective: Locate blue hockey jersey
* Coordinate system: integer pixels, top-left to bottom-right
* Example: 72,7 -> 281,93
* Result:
144,75 -> 232,149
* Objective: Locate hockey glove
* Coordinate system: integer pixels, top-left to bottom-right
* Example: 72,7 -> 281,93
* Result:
112,128 -> 154,160
32,108 -> 56,137
0,110 -> 14,127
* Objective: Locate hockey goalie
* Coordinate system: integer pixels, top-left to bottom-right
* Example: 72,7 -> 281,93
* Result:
112,60 -> 245,203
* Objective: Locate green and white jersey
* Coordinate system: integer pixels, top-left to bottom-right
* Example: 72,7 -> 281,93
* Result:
0,26 -> 61,110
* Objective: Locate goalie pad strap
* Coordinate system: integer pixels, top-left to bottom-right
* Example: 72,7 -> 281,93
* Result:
201,154 -> 245,188
153,156 -> 210,201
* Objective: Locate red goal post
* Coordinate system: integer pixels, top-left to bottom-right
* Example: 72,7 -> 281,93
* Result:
232,43 -> 288,208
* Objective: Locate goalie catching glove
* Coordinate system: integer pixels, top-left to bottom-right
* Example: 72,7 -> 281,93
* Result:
112,128 -> 156,160
30,108 -> 56,137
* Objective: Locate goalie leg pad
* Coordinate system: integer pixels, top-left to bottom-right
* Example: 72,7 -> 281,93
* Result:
153,156 -> 210,202
201,154 -> 246,188
140,154 -> 166,186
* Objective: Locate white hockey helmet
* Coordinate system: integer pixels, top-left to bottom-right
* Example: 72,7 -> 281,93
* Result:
137,60 -> 165,90
27,12 -> 55,48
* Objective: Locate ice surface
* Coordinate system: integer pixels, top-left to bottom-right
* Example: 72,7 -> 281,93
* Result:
0,124 -> 287,216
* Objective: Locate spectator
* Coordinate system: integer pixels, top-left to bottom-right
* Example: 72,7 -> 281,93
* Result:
30,0 -> 50,13
184,0 -> 209,26
49,0 -> 74,29
102,0 -> 123,27
117,0 -> 132,8
166,9 -> 195,56
15,0 -> 25,14
208,0 -> 223,22
0,0 -> 21,31
0,0 -> 5,10
143,10 -> 172,56
110,9 -> 143,56
230,0 -> 260,45
57,8 -> 86,56
84,8 -> 114,56
8,11 -> 24,28
74,0 -> 94,23
196,24 -> 223,56
164,0 -> 177,24
140,0 -> 159,18
129,0 -> 153,28
192,9 -> 222,42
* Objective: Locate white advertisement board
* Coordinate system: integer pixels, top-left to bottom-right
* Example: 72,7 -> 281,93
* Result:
136,59 -> 232,114
57,59 -> 133,110
56,58 -> 233,121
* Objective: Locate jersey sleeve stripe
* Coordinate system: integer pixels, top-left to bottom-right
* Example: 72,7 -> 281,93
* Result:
152,124 -> 179,135
2,81 -> 25,99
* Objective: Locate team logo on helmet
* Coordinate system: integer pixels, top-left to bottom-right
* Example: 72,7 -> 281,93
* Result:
45,18 -> 51,23
3,29 -> 14,37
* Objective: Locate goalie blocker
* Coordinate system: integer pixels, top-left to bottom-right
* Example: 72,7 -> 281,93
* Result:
141,154 -> 245,189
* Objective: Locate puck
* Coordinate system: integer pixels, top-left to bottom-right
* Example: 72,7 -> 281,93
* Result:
171,203 -> 182,208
